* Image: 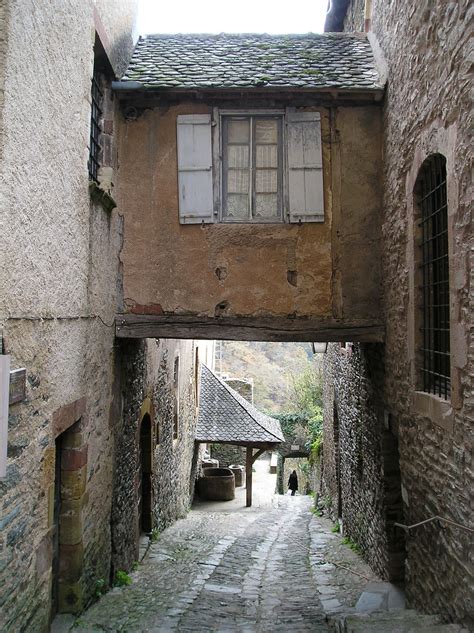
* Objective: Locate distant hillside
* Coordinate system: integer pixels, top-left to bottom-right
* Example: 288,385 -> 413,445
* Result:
216,341 -> 313,413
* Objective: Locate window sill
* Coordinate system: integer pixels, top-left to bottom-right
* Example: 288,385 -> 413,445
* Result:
89,181 -> 117,212
411,391 -> 453,432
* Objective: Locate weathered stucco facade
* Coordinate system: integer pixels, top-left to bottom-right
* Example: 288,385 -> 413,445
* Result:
320,0 -> 473,626
116,101 -> 383,342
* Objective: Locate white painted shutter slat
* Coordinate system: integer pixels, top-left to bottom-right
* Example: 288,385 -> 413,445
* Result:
177,114 -> 214,224
287,112 -> 324,223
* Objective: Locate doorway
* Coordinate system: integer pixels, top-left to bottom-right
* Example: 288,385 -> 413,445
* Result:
139,413 -> 153,533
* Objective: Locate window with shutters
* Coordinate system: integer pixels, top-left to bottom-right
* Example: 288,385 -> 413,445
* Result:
176,110 -> 324,225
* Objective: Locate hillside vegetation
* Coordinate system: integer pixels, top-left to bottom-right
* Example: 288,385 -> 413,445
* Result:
216,341 -> 316,413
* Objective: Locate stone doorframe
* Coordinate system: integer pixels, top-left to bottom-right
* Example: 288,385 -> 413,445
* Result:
49,397 -> 88,615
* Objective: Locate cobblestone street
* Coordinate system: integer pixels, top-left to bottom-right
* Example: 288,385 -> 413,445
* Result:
57,462 -> 377,633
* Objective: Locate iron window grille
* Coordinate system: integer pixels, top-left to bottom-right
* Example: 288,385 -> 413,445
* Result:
418,154 -> 450,399
88,68 -> 103,182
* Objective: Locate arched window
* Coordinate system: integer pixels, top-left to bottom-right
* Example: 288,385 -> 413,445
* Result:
415,154 -> 450,399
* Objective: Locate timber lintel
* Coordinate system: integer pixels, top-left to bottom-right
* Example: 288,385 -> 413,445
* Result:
115,313 -> 385,343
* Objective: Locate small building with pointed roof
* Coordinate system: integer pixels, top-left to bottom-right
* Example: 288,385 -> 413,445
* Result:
196,365 -> 283,506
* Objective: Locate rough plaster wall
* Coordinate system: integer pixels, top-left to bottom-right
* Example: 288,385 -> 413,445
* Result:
0,1 -> 136,630
95,0 -> 138,76
111,338 -> 200,573
368,0 -> 473,624
117,103 -> 382,323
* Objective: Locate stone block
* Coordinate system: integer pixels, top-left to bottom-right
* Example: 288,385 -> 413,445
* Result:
42,447 -> 56,487
57,580 -> 83,614
61,446 -> 88,471
36,531 -> 53,577
59,498 -> 83,545
61,467 -> 87,500
47,484 -> 55,528
59,543 -> 84,582
61,430 -> 84,449
52,398 -> 86,439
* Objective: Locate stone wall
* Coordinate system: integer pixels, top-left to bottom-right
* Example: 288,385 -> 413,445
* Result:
370,0 -> 472,624
343,0 -> 365,32
323,0 -> 472,623
0,1 -> 136,630
321,343 -> 405,582
210,444 -> 246,468
111,338 -> 208,574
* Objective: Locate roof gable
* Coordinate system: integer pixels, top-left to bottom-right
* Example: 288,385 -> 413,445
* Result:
120,33 -> 381,92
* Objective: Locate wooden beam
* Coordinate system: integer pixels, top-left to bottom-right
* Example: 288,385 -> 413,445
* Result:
251,448 -> 267,464
116,313 -> 385,343
246,447 -> 253,508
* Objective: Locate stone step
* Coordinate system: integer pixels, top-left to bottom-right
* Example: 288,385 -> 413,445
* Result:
333,610 -> 469,633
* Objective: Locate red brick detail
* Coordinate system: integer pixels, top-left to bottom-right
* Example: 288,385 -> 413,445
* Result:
52,398 -> 87,438
129,303 -> 164,315
61,446 -> 88,471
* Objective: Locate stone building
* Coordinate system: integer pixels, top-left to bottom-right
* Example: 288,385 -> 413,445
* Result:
320,0 -> 472,627
0,3 -> 213,631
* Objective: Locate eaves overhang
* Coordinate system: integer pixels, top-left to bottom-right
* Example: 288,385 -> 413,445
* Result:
111,82 -> 385,106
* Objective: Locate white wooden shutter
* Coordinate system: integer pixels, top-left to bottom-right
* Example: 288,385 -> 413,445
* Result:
287,112 -> 324,223
177,114 -> 214,224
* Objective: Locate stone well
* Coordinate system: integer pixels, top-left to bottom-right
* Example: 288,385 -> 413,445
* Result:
199,467 -> 235,501
229,464 -> 245,487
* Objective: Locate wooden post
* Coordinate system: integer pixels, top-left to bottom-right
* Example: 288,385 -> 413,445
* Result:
246,446 -> 253,507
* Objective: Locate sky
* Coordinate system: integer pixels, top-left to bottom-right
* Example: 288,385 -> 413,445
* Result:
136,0 -> 328,35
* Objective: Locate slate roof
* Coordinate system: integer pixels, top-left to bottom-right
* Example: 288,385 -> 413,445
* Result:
120,33 -> 382,91
196,365 -> 284,445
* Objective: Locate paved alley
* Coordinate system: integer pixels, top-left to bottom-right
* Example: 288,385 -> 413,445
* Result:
58,462 -> 377,633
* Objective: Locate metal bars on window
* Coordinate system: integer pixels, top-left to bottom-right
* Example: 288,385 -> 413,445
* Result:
88,69 -> 103,182
418,154 -> 450,399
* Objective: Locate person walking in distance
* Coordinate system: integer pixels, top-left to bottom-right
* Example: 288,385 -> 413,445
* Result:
288,470 -> 298,496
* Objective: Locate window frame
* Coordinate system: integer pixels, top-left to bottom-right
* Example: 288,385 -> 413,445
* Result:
220,112 -> 285,224
215,109 -> 288,224
88,64 -> 103,183
414,154 -> 450,401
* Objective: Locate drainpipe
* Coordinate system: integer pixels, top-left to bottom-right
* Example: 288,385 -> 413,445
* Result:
364,0 -> 372,32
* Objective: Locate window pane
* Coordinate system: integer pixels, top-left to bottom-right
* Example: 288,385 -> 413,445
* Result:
228,145 -> 249,168
254,194 -> 279,219
256,169 -> 278,193
224,194 -> 249,220
228,118 -> 250,143
255,119 -> 278,144
256,145 -> 278,168
227,169 -> 249,194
